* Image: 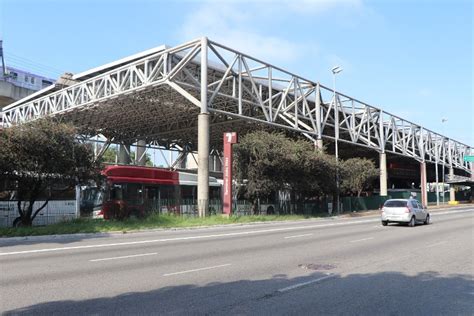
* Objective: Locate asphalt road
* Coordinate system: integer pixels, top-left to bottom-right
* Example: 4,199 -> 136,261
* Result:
1,206 -> 473,315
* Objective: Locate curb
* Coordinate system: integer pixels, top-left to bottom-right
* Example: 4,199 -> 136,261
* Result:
1,204 -> 472,243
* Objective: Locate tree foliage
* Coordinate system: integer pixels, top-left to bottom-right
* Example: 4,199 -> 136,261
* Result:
0,119 -> 100,226
234,131 -> 381,212
101,146 -> 153,167
233,131 -> 338,211
234,131 -> 288,201
340,158 -> 379,197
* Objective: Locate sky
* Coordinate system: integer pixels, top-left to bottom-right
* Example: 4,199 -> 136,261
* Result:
0,0 -> 472,146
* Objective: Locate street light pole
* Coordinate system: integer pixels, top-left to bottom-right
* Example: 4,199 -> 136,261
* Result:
332,66 -> 343,214
435,139 -> 439,207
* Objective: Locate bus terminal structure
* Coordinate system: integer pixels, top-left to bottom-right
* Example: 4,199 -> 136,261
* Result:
1,37 -> 472,216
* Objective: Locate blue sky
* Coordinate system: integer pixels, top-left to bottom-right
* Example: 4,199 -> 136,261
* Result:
1,0 -> 472,146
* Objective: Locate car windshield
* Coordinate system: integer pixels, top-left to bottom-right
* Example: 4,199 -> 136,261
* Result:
384,200 -> 407,207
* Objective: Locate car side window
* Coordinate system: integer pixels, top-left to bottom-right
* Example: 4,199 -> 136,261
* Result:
410,201 -> 418,209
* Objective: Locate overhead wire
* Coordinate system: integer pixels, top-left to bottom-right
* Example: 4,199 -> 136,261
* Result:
6,60 -> 61,79
5,54 -> 63,79
5,52 -> 64,74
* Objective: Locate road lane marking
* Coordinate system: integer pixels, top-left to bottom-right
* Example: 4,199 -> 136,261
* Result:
278,273 -> 335,292
2,210 -> 472,257
0,218 -> 381,256
163,263 -> 231,276
426,241 -> 447,248
431,209 -> 473,216
284,234 -> 313,239
349,237 -> 374,243
89,252 -> 157,262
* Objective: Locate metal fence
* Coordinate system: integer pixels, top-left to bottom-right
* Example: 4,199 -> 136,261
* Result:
0,200 -> 78,228
144,199 -> 223,216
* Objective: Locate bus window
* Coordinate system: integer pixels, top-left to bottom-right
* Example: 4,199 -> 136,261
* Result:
144,186 -> 159,212
160,185 -> 179,208
210,186 -> 221,199
123,183 -> 144,205
80,186 -> 104,216
181,185 -> 195,200
145,186 -> 159,201
110,184 -> 123,200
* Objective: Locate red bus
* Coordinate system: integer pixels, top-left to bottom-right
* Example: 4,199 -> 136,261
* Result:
90,165 -> 222,219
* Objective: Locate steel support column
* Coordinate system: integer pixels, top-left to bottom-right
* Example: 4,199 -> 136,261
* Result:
315,139 -> 323,150
118,143 -> 131,164
136,140 -> 147,166
449,167 -> 455,202
420,162 -> 428,206
379,152 -> 388,196
197,37 -> 209,217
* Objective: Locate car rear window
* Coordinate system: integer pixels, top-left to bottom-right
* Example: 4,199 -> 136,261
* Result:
384,200 -> 407,207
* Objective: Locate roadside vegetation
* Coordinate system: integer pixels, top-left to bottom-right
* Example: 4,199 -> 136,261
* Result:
0,214 -> 319,237
0,122 -> 380,236
0,119 -> 100,227
234,131 -> 379,212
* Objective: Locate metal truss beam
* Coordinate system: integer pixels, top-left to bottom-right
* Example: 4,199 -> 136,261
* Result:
2,38 -> 471,173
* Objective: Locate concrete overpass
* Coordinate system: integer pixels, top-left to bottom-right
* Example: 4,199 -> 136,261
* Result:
1,37 -> 472,213
0,80 -> 37,108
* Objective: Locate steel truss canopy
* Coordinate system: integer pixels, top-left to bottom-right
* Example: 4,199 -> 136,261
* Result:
1,37 -> 472,173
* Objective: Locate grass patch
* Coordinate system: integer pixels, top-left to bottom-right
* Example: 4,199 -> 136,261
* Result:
0,213 -> 325,237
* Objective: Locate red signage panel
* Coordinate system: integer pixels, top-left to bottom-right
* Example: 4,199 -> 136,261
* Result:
223,132 -> 238,215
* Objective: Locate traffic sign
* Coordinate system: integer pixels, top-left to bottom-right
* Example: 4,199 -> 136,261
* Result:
464,155 -> 474,162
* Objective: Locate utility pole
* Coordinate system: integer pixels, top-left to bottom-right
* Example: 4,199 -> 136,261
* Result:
0,40 -> 7,77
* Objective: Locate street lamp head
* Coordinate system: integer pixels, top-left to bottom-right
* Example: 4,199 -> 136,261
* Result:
332,66 -> 343,74
442,118 -> 448,123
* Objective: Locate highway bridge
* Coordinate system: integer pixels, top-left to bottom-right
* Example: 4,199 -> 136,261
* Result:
1,37 -> 472,213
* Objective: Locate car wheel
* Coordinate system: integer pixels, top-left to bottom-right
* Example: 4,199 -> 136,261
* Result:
382,221 -> 388,226
424,214 -> 430,225
408,216 -> 415,227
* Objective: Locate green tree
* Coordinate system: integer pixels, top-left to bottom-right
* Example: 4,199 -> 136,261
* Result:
284,139 -> 337,208
340,158 -> 379,197
0,119 -> 100,226
100,146 -> 153,166
234,131 -> 337,213
234,131 -> 289,212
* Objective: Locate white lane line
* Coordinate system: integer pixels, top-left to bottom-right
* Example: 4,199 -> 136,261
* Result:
3,209 -> 471,257
284,233 -> 313,239
278,273 -> 335,292
432,209 -> 473,216
426,241 -> 447,248
89,252 -> 157,262
163,263 -> 231,277
0,218 -> 380,257
349,237 -> 374,243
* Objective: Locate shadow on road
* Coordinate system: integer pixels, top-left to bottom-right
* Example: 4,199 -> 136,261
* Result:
0,233 -> 113,248
3,271 -> 473,315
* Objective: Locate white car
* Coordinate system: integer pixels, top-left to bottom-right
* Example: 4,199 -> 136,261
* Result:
381,199 -> 430,227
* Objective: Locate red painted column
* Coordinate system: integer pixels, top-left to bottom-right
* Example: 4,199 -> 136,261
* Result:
223,132 -> 238,215
420,161 -> 428,207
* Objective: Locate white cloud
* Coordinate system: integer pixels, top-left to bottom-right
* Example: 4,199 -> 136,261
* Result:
286,0 -> 364,15
177,1 -> 364,66
178,2 -> 304,65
